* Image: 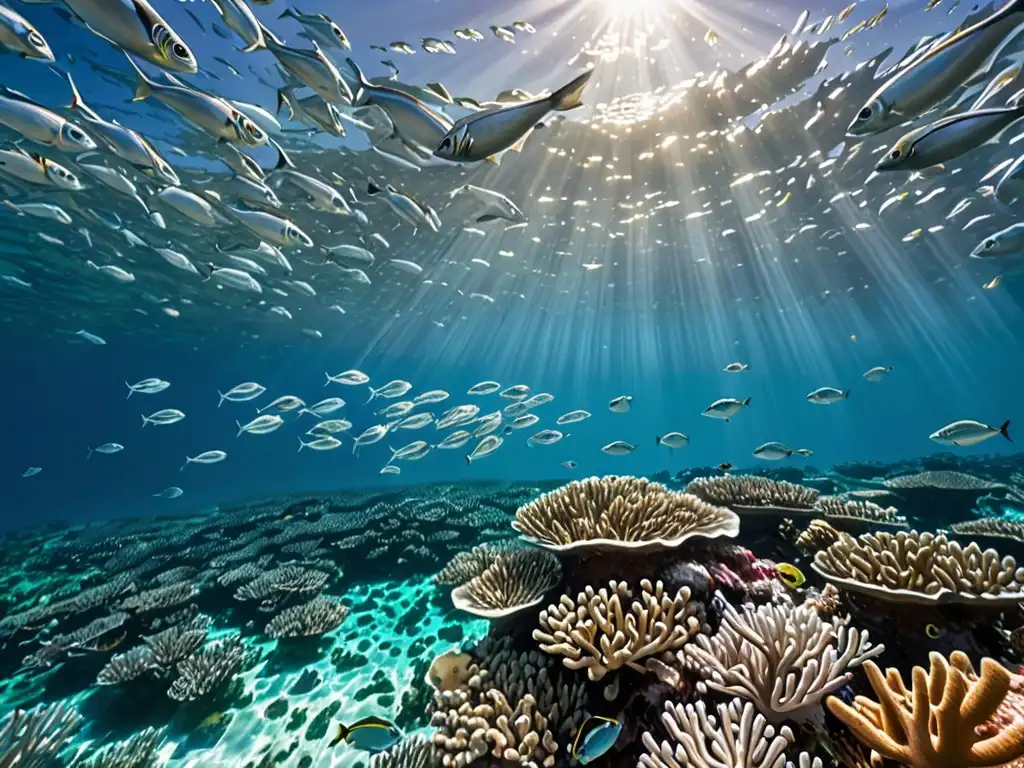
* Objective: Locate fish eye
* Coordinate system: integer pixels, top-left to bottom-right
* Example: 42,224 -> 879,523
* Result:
28,31 -> 45,47
985,239 -> 996,250
857,106 -> 872,122
439,138 -> 451,150
889,148 -> 901,160
172,43 -> 190,60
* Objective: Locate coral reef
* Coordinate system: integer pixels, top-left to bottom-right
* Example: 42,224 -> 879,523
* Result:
827,651 -> 1024,768
75,727 -> 165,768
685,475 -> 819,513
812,530 -> 1024,605
167,635 -> 247,702
534,579 -> 701,681
795,519 -> 841,555
370,735 -> 435,768
814,497 -> 907,528
952,517 -> 1024,542
640,698 -> 819,768
514,476 -> 739,552
682,600 -> 883,723
264,596 -> 350,639
451,548 -> 562,618
435,541 -> 520,586
0,702 -> 83,766
96,645 -> 158,686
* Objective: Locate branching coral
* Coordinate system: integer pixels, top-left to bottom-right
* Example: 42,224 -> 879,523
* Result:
23,612 -> 131,669
796,520 -> 841,555
812,530 -> 1024,605
233,566 -> 329,611
514,476 -> 739,552
143,615 -> 210,667
167,635 -> 247,702
639,698 -> 817,768
73,727 -> 165,768
534,579 -> 701,681
826,651 -> 1024,768
952,517 -> 1024,542
685,475 -> 819,512
451,548 -> 561,618
884,471 -> 1004,492
96,646 -> 158,686
682,600 -> 883,723
264,596 -> 349,639
814,497 -> 907,527
370,735 -> 434,768
0,701 -> 83,768
119,581 -> 198,613
435,541 -> 520,586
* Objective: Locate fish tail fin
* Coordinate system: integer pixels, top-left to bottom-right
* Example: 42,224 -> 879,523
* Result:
125,382 -> 133,399
1001,419 -> 1013,442
465,454 -> 472,465
63,70 -> 85,111
367,180 -> 382,196
124,54 -> 153,101
278,8 -> 296,19
218,391 -> 227,407
743,397 -> 752,406
141,414 -> 149,428
324,373 -> 332,387
843,390 -> 850,399
275,89 -> 290,118
550,69 -> 594,112
179,458 -> 190,471
298,438 -> 306,452
364,387 -> 377,404
345,58 -> 370,104
655,435 -> 661,445
86,446 -> 92,460
329,724 -> 348,748
237,39 -> 263,53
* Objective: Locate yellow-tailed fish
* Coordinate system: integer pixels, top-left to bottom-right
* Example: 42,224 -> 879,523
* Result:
329,716 -> 401,753
572,716 -> 622,765
776,563 -> 806,589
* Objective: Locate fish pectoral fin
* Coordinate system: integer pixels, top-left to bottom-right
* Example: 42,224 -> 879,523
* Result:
476,214 -> 500,222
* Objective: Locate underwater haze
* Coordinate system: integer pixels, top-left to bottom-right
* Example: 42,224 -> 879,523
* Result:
2,0 -> 1024,767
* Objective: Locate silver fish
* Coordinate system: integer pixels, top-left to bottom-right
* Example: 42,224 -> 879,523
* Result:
352,424 -> 389,454
753,442 -> 794,460
324,243 -> 375,267
0,147 -> 82,189
63,73 -> 179,185
436,429 -> 472,449
279,7 -> 350,50
466,435 -> 502,463
346,57 -> 453,156
225,206 -> 313,248
270,141 -> 351,214
702,397 -> 751,421
848,0 -> 1024,136
876,100 -> 1024,171
468,381 -> 501,395
806,387 -> 848,405
180,450 -> 227,469
971,222 -> 1024,256
601,441 -> 636,456
0,5 -> 53,60
211,0 -> 264,52
237,414 -> 283,436
930,419 -> 1011,446
298,435 -> 342,451
142,408 -> 185,427
263,24 -> 353,105
126,56 -> 267,147
277,87 -> 346,135
389,440 -> 430,461
435,69 -> 593,162
451,183 -> 526,223
207,266 -> 262,293
157,187 -> 217,226
366,179 -> 435,230
0,87 -> 94,151
218,382 -> 266,406
219,144 -> 265,182
23,0 -> 196,72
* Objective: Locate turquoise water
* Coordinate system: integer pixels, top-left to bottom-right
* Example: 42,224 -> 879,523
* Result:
3,0 -> 1024,766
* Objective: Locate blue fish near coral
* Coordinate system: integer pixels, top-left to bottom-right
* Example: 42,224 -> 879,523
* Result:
572,715 -> 621,764
329,716 -> 401,753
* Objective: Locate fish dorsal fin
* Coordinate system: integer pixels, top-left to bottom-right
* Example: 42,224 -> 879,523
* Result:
1,87 -> 44,108
386,183 -> 398,194
131,0 -> 163,44
163,71 -> 187,88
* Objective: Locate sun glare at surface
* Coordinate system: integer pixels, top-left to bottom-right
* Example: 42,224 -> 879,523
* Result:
602,0 -> 662,20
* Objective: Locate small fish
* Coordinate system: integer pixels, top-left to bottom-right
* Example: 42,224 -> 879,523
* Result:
0,87 -> 95,151
141,408 -> 185,427
237,415 -> 284,436
22,467 -> 42,478
378,401 -> 415,419
180,450 -> 227,470
413,389 -> 449,405
125,378 -> 169,398
491,25 -> 515,42
972,223 -> 1024,257
75,330 -> 106,345
309,419 -> 352,435
609,396 -> 632,413
556,410 -> 591,425
153,486 -> 183,499
435,69 -> 594,163
454,28 -> 484,41
776,563 -> 806,590
806,387 -> 848,405
572,716 -> 621,765
389,41 -> 416,54
499,385 -> 530,399
467,435 -> 503,464
0,5 -> 53,61
984,275 -> 1003,289
436,430 -> 473,450
473,411 -> 503,438
527,429 -> 565,446
702,397 -> 751,422
218,382 -> 266,406
211,0 -> 264,52
723,362 -> 749,372
258,395 -> 305,414
930,419 -> 1011,446
718,463 -> 733,471
395,413 -> 434,431
601,441 -> 636,456
925,623 -> 947,640
278,7 -> 350,50
380,465 -> 400,475
299,435 -> 342,452
512,21 -> 535,33
353,425 -> 389,454
656,432 -> 689,449
862,366 -> 893,383
561,460 -> 577,469
301,397 -> 346,417
87,443 -> 123,459
389,440 -> 431,461
325,370 -> 369,386
328,716 -> 401,753
365,380 -> 412,404
754,442 -> 794,460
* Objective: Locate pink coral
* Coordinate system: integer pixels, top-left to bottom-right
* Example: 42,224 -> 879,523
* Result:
979,667 -> 1024,739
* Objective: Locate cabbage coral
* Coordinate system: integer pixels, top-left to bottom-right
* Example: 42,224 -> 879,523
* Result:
451,548 -> 561,618
514,476 -> 739,552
